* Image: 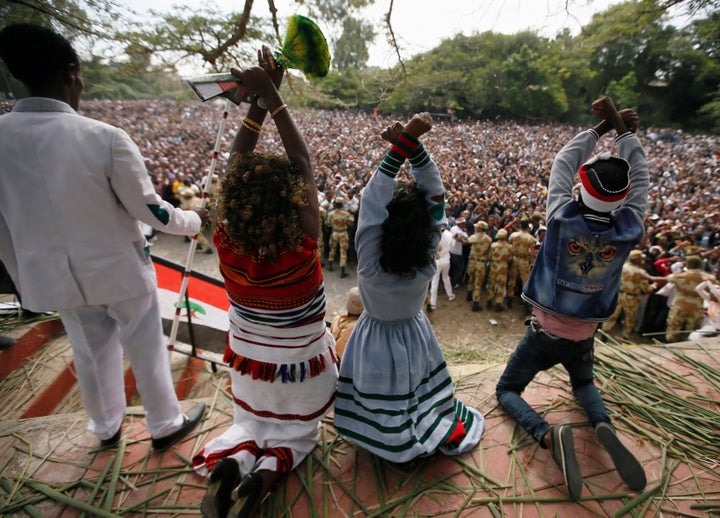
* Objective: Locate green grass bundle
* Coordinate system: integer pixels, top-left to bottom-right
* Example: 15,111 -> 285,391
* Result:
275,15 -> 331,79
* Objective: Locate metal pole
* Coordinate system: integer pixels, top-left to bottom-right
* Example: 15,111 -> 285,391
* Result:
168,98 -> 231,350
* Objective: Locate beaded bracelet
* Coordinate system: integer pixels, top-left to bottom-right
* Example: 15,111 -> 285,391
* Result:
270,103 -> 288,119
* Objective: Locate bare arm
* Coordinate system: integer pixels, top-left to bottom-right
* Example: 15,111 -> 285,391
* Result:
228,46 -> 318,238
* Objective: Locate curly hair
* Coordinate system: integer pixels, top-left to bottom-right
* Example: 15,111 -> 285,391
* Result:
379,182 -> 435,278
220,152 -> 308,261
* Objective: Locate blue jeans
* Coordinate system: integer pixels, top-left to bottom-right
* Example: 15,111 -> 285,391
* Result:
495,326 -> 611,445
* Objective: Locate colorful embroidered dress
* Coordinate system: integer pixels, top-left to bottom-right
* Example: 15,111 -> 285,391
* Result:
192,224 -> 338,477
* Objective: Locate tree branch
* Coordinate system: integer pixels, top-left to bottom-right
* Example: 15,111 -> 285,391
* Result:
384,0 -> 406,80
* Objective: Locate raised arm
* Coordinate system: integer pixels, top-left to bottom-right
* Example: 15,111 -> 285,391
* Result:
591,96 -> 632,137
228,46 -> 318,238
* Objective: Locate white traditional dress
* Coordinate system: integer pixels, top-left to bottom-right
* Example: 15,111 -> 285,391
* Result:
192,227 -> 338,477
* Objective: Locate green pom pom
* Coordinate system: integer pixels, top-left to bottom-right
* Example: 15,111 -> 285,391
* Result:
276,15 -> 331,79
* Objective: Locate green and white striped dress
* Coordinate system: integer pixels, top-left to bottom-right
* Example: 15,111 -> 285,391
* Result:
333,133 -> 484,462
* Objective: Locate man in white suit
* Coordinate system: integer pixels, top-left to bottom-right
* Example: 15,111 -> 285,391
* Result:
0,24 -> 206,451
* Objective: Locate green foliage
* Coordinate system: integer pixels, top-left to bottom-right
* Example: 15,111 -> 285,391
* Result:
333,17 -> 376,72
81,57 -> 190,100
311,68 -> 390,109
367,32 -> 572,120
124,6 -> 270,72
0,0 -> 123,39
606,72 -> 641,110
498,43 -> 569,119
2,0 -> 719,132
699,86 -> 720,131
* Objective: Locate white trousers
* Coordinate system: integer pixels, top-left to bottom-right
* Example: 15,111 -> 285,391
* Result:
429,258 -> 453,307
59,291 -> 183,440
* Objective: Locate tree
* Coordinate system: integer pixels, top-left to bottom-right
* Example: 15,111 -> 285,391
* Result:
1,0 -> 124,38
380,32 -> 574,120
333,16 -> 376,72
582,1 -> 670,94
549,28 -> 598,122
661,14 -> 720,128
606,71 -> 641,109
123,4 -> 271,73
2,0 -> 719,131
498,43 -> 569,119
699,87 -> 720,131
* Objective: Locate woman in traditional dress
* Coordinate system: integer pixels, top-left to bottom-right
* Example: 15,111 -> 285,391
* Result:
192,47 -> 338,518
333,113 -> 484,463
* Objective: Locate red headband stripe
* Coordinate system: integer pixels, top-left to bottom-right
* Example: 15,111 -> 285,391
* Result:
579,166 -> 630,202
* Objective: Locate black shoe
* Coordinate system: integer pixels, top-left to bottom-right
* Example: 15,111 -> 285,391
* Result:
507,298 -> 514,309
471,301 -> 482,312
152,402 -> 206,452
486,300 -> 493,309
494,303 -> 505,312
327,262 -> 334,271
340,268 -> 349,278
0,336 -> 16,350
595,422 -> 646,491
202,458 -> 240,518
426,304 -> 433,313
204,248 -> 213,255
466,291 -> 473,302
228,472 -> 264,518
550,425 -> 583,501
100,426 -> 122,449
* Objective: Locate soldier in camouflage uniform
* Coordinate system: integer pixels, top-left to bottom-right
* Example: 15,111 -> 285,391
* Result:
326,197 -> 354,278
178,188 -> 213,253
466,220 -> 492,312
206,174 -> 222,234
603,250 -> 659,339
665,255 -> 715,342
507,219 -> 537,308
486,228 -> 512,312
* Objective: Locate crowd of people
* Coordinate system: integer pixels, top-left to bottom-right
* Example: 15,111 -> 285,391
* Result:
2,93 -> 718,342
5,96 -> 713,341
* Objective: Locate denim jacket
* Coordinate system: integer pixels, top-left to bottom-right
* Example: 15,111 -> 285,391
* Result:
522,129 -> 649,322
522,202 -> 643,321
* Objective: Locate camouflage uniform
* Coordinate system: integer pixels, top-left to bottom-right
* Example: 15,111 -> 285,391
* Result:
326,205 -> 354,272
604,254 -> 656,338
487,229 -> 512,310
206,175 -> 222,233
178,188 -> 212,251
507,229 -> 536,301
665,263 -> 715,342
466,229 -> 492,305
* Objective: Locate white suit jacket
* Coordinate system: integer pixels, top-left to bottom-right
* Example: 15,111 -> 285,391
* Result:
0,98 -> 201,311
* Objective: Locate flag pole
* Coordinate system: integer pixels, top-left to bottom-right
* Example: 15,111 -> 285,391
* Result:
168,98 -> 231,351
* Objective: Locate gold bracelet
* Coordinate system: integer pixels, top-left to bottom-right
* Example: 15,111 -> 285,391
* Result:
270,103 -> 288,119
242,119 -> 262,134
243,117 -> 263,131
